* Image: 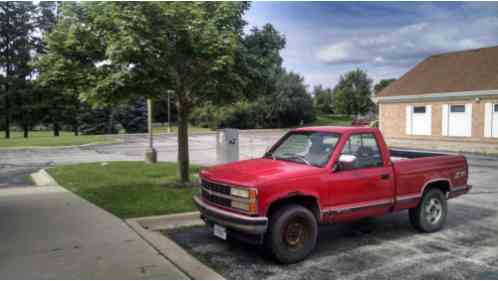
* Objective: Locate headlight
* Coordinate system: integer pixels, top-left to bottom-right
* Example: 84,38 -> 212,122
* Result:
231,200 -> 258,213
230,187 -> 249,198
231,201 -> 250,211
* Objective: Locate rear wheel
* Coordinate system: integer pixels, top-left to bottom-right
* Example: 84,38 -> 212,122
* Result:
409,189 -> 447,232
265,204 -> 318,264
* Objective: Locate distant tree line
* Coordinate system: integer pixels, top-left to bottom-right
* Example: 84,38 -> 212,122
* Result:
0,2 -> 150,137
312,70 -> 395,116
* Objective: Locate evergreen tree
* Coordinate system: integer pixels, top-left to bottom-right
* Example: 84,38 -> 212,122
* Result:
0,2 -> 38,138
116,98 -> 147,134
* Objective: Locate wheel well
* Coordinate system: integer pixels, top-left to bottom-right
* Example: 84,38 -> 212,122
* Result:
424,180 -> 450,195
266,195 -> 320,221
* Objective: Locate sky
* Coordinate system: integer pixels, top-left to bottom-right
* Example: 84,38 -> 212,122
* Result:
244,2 -> 498,90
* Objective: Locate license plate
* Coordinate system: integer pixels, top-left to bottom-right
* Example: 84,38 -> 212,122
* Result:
213,224 -> 227,240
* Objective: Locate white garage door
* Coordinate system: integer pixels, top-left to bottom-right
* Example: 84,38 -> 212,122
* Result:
406,105 -> 431,136
442,104 -> 472,137
484,103 -> 498,138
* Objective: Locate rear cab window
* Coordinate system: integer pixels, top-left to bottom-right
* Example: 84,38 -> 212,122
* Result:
339,133 -> 384,170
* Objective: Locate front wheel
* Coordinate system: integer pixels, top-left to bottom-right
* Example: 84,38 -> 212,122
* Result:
265,204 -> 318,264
409,189 -> 447,233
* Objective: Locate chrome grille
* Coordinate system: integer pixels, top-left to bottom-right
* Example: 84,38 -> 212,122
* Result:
201,189 -> 231,208
201,179 -> 231,195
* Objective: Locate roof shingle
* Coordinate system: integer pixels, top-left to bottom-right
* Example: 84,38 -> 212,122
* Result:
377,45 -> 498,97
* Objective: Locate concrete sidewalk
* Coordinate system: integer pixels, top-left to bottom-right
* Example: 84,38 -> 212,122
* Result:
0,184 -> 188,279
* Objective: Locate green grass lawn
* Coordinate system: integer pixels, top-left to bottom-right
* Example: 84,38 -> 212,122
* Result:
0,131 -> 114,148
48,161 -> 201,219
307,114 -> 353,126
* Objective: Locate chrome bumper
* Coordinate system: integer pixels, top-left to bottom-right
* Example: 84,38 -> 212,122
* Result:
193,195 -> 268,235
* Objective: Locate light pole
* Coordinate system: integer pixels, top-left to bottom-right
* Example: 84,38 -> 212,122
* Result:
145,98 -> 157,163
167,90 -> 172,133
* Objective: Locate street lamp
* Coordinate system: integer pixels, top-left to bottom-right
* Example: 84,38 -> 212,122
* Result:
145,98 -> 157,163
167,90 -> 173,133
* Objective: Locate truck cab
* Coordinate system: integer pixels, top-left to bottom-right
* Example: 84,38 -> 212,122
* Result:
194,127 -> 471,263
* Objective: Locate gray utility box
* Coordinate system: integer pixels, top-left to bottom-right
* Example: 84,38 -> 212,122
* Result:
216,128 -> 239,164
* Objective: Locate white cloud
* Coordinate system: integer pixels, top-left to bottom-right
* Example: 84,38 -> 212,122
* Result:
317,17 -> 498,67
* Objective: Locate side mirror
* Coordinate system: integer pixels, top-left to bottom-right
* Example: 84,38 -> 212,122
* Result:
333,154 -> 357,172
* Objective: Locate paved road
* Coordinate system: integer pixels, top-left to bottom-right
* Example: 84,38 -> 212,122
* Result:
0,131 -> 285,187
0,184 -> 187,279
169,164 -> 498,279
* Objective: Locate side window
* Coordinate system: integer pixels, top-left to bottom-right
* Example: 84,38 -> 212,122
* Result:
340,133 -> 383,170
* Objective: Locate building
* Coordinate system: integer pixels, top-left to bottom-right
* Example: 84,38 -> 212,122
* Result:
374,45 -> 498,154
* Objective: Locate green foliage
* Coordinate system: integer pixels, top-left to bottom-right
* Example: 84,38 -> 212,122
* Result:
115,98 -> 147,134
48,162 -> 202,218
0,2 -> 39,138
374,78 -> 396,95
333,69 -> 374,115
369,120 -> 379,128
79,106 -> 119,135
236,24 -> 286,100
313,85 -> 335,114
192,70 -> 315,129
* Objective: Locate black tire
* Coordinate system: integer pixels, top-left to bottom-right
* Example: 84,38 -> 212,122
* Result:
265,204 -> 318,264
409,189 -> 447,233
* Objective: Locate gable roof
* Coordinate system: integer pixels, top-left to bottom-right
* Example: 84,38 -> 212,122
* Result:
377,45 -> 498,97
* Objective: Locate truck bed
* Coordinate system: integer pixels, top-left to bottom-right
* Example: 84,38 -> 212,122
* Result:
389,148 -> 467,207
389,149 -> 447,162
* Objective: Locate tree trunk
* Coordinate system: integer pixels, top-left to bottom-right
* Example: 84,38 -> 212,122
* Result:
53,121 -> 60,136
4,95 -> 10,139
73,102 -> 79,136
23,125 -> 28,138
73,123 -> 79,136
177,100 -> 190,183
53,102 -> 60,137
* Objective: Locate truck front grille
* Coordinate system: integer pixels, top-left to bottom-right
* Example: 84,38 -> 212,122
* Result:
201,179 -> 231,195
201,189 -> 231,208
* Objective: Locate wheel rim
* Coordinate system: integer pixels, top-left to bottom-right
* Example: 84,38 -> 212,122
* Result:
425,198 -> 443,224
283,217 -> 308,249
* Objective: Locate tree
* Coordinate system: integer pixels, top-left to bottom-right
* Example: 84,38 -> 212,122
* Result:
116,98 -> 147,134
0,2 -> 38,138
33,1 -> 64,137
74,2 -> 250,183
237,24 -> 286,100
34,2 -> 105,137
333,69 -> 373,115
374,78 -> 396,95
313,85 -> 334,114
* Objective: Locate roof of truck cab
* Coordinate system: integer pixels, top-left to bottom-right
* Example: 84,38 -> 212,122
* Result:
291,126 -> 379,134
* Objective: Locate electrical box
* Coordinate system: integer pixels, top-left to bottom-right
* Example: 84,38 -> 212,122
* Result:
216,128 -> 239,164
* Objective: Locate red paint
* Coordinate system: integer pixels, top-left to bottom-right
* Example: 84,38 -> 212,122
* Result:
200,127 -> 470,222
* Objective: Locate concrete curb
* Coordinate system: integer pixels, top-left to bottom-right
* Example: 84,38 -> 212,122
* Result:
30,169 -> 60,187
127,213 -> 223,280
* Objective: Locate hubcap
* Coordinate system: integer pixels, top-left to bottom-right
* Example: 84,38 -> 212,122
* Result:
425,198 -> 442,224
284,218 -> 307,248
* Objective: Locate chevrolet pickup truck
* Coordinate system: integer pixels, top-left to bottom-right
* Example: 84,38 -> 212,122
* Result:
194,127 -> 471,264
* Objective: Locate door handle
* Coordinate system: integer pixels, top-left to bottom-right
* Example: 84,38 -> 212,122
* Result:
380,174 -> 390,180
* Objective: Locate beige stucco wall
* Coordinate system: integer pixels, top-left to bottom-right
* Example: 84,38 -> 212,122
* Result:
379,98 -> 498,154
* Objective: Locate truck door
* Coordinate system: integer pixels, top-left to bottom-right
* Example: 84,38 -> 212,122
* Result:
323,133 -> 395,222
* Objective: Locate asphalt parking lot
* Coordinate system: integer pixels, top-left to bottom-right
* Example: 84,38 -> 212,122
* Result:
168,164 -> 498,279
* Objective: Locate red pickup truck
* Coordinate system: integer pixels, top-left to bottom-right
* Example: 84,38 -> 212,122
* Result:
194,127 -> 471,263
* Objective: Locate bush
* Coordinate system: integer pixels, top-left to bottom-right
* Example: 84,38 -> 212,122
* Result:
369,120 -> 379,128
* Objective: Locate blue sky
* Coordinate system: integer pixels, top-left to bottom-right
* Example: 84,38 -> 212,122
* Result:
244,2 -> 498,89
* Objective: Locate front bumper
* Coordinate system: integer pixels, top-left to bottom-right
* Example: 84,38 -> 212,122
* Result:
193,195 -> 268,235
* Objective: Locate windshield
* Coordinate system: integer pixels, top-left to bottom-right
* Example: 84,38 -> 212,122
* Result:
267,131 -> 340,167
